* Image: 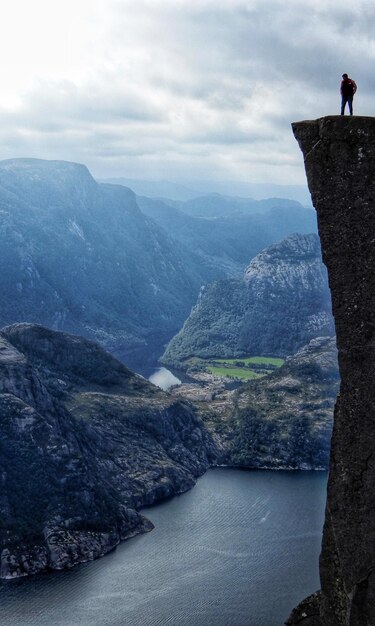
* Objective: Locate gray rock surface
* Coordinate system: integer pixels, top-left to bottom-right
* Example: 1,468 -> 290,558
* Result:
285,592 -> 322,626
290,116 -> 375,624
0,323 -> 218,578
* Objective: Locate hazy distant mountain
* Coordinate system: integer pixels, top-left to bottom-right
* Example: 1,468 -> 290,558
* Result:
162,233 -> 334,365
186,180 -> 312,206
99,177 -> 201,201
0,158 -> 220,366
100,177 -> 312,206
158,194 -> 305,218
137,195 -> 318,277
0,158 -> 317,367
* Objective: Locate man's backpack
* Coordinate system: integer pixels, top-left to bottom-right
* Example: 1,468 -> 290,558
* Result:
343,79 -> 355,96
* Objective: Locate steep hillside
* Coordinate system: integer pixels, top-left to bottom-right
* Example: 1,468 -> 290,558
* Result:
213,337 -> 337,469
0,323 -> 218,579
162,233 -> 334,366
0,158 -> 220,368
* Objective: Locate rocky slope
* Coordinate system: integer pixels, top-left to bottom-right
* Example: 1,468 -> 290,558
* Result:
171,336 -> 338,470
0,323 -> 218,579
289,116 -> 375,625
162,233 -> 334,366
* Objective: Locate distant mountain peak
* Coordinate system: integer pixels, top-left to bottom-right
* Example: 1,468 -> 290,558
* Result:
0,157 -> 93,178
0,158 -> 98,202
244,233 -> 321,281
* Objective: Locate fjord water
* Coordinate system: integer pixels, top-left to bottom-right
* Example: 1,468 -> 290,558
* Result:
1,469 -> 326,626
148,367 -> 182,390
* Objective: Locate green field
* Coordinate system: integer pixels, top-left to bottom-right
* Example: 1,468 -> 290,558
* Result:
207,366 -> 265,380
204,355 -> 284,381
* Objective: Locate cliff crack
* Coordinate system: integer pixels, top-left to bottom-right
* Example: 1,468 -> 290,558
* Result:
304,139 -> 322,161
358,452 -> 373,485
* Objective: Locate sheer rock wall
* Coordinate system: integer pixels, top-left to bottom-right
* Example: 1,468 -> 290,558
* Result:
291,116 -> 375,625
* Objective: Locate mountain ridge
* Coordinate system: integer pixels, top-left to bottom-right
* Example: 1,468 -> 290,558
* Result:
162,233 -> 334,366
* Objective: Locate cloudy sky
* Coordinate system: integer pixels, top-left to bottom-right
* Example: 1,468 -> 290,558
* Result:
0,0 -> 374,184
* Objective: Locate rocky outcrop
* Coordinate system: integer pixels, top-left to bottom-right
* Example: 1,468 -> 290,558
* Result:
290,116 -> 375,624
285,593 -> 322,626
0,323 -> 218,579
162,233 -> 334,365
188,336 -> 338,470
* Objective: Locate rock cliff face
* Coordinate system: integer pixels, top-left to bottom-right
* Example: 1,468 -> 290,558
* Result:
0,323 -> 218,579
290,116 -> 375,624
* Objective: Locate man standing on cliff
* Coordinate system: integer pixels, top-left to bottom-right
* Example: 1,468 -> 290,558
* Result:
340,73 -> 357,115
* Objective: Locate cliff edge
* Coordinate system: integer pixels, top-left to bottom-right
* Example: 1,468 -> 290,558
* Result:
289,116 -> 375,625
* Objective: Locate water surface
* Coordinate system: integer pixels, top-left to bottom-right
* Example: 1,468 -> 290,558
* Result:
0,469 -> 326,626
148,367 -> 181,391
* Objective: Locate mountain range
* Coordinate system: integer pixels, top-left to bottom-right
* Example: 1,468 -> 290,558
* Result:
102,177 -> 312,206
0,158 -> 317,368
137,195 -> 317,277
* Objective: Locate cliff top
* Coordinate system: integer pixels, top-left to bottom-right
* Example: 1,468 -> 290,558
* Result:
292,115 -> 375,152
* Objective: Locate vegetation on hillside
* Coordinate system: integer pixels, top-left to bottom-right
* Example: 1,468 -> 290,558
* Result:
200,337 -> 339,470
162,234 -> 334,367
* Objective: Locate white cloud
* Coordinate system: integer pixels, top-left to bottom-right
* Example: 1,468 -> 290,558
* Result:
0,0 -> 373,184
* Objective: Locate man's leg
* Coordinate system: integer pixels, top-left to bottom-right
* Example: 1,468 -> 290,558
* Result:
348,97 -> 353,115
341,96 -> 347,115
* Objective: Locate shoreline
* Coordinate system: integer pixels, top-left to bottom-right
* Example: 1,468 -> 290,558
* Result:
1,464 -> 327,582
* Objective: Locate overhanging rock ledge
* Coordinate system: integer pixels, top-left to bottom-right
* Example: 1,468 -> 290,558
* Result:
287,116 -> 375,625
